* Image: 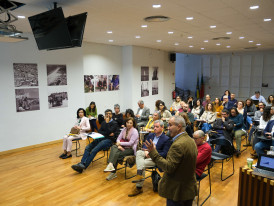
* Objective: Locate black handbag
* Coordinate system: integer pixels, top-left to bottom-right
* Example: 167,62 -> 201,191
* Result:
151,170 -> 161,192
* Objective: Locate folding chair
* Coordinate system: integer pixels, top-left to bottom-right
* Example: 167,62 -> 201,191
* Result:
72,136 -> 91,157
196,165 -> 211,206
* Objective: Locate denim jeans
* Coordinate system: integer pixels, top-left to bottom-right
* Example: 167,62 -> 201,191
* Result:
81,138 -> 112,168
254,140 -> 274,156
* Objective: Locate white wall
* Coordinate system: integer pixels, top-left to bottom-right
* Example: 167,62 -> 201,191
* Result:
175,52 -> 274,100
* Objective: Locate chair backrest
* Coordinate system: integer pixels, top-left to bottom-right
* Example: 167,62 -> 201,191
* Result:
211,138 -> 234,156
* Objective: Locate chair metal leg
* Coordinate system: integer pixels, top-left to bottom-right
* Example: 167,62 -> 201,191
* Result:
241,134 -> 248,152
200,170 -> 211,206
221,156 -> 234,181
92,150 -> 106,163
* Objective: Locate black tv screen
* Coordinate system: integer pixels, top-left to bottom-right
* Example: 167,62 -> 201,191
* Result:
28,7 -> 73,50
66,12 -> 87,47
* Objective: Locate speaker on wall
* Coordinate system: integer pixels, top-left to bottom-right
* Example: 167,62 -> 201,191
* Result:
170,53 -> 176,63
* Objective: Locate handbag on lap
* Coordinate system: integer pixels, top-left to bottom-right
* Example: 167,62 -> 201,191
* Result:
70,127 -> 80,135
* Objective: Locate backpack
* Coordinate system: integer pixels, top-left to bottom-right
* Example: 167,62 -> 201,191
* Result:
98,114 -> 104,124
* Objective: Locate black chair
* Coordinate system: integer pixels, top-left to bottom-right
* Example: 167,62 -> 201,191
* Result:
72,136 -> 91,157
196,165 -> 211,206
211,138 -> 234,181
116,155 -> 137,179
240,131 -> 248,152
92,147 -> 109,163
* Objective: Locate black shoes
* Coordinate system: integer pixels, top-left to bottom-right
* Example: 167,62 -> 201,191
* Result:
62,154 -> 72,159
59,153 -> 66,158
71,163 -> 85,173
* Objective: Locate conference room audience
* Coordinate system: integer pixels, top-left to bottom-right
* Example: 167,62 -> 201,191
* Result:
237,101 -> 245,115
112,104 -> 123,127
71,109 -> 119,173
214,98 -> 224,118
199,103 -> 217,133
202,94 -> 211,107
171,96 -> 181,114
104,117 -> 139,180
136,100 -> 150,127
230,93 -> 238,107
266,95 -> 274,106
86,101 -> 98,132
229,107 -> 245,157
144,112 -> 160,132
251,91 -> 267,105
221,90 -> 231,102
191,99 -> 204,119
193,130 -> 212,179
128,120 -> 171,197
222,95 -> 234,110
60,108 -> 90,159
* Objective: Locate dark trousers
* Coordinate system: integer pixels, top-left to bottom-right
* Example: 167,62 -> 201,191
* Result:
81,138 -> 112,168
108,145 -> 134,169
89,119 -> 98,132
166,199 -> 193,206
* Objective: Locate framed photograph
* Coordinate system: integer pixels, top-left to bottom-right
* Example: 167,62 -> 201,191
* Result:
152,81 -> 158,95
48,87 -> 68,109
13,63 -> 38,87
47,64 -> 67,86
15,88 -> 40,112
141,81 -> 149,97
94,75 -> 107,92
84,75 -> 94,93
141,66 -> 149,81
108,75 -> 119,91
152,67 -> 159,80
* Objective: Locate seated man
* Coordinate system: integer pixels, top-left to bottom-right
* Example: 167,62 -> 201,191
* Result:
135,100 -> 150,127
222,95 -> 234,111
251,91 -> 267,105
143,112 -> 160,133
193,130 -> 212,179
128,120 -> 171,197
230,93 -> 238,107
71,109 -> 119,173
210,109 -> 234,152
177,103 -> 194,124
254,120 -> 274,156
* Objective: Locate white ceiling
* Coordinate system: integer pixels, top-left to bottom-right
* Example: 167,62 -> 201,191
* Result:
5,0 -> 274,54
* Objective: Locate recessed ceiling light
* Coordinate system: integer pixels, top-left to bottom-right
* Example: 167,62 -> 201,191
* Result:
249,5 -> 259,10
204,40 -> 209,43
264,18 -> 272,22
108,40 -> 113,42
210,25 -> 216,28
135,36 -> 141,39
17,16 -> 25,19
201,48 -> 205,50
174,43 -> 179,46
186,17 -> 194,20
107,31 -> 112,34
152,4 -> 161,8
249,40 -> 253,43
256,43 -> 261,46
216,43 -> 221,46
226,32 -> 232,35
189,45 -> 193,48
226,46 -> 231,48
156,40 -> 162,43
141,25 -> 148,28
168,31 -> 174,34
187,36 -> 193,39
239,36 -> 245,39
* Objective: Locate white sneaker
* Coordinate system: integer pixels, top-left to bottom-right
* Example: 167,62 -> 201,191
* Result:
104,163 -> 115,172
106,173 -> 117,181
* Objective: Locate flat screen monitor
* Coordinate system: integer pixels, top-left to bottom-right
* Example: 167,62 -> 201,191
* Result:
66,12 -> 87,47
28,7 -> 73,50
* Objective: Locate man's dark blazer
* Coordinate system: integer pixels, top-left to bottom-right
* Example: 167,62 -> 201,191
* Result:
212,118 -> 234,142
98,119 -> 119,142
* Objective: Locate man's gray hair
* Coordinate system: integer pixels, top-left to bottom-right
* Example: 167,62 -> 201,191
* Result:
138,100 -> 144,105
223,95 -> 228,99
154,111 -> 161,119
114,104 -> 120,109
172,116 -> 186,128
193,130 -> 205,138
154,120 -> 164,127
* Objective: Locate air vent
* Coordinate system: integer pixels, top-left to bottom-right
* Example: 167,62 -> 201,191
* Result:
244,47 -> 258,50
144,16 -> 170,22
212,37 -> 230,40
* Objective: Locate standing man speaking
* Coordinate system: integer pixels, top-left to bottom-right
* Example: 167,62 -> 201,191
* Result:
144,116 -> 197,206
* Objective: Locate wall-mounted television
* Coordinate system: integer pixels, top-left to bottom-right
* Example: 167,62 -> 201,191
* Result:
28,7 -> 87,50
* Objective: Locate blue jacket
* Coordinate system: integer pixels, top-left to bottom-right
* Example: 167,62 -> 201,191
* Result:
229,113 -> 244,131
143,133 -> 171,158
264,120 -> 274,137
223,101 -> 234,111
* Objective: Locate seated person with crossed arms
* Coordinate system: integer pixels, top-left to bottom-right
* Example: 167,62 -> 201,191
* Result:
128,120 -> 171,197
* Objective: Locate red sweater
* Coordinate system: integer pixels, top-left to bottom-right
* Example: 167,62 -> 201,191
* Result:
196,142 -> 212,177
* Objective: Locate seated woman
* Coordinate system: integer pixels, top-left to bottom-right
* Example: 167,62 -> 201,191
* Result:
121,109 -> 135,127
266,95 -> 274,106
60,108 -> 90,159
159,101 -> 172,127
179,112 -> 194,137
214,98 -> 223,118
237,101 -> 245,115
187,96 -> 195,110
86,101 -> 98,132
171,96 -> 181,114
199,103 -> 217,133
191,99 -> 204,119
244,98 -> 257,130
221,90 -> 231,102
104,117 -> 139,180
154,100 -> 161,112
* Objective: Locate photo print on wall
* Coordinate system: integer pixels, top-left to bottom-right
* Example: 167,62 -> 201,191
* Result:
48,86 -> 68,109
152,81 -> 158,95
152,67 -> 159,80
47,64 -> 67,86
108,75 -> 119,91
94,75 -> 107,92
141,81 -> 149,97
141,66 -> 149,81
84,75 -> 94,93
15,88 -> 40,112
13,63 -> 38,87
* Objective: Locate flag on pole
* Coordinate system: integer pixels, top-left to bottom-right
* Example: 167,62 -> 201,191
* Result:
200,73 -> 204,99
195,74 -> 200,99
